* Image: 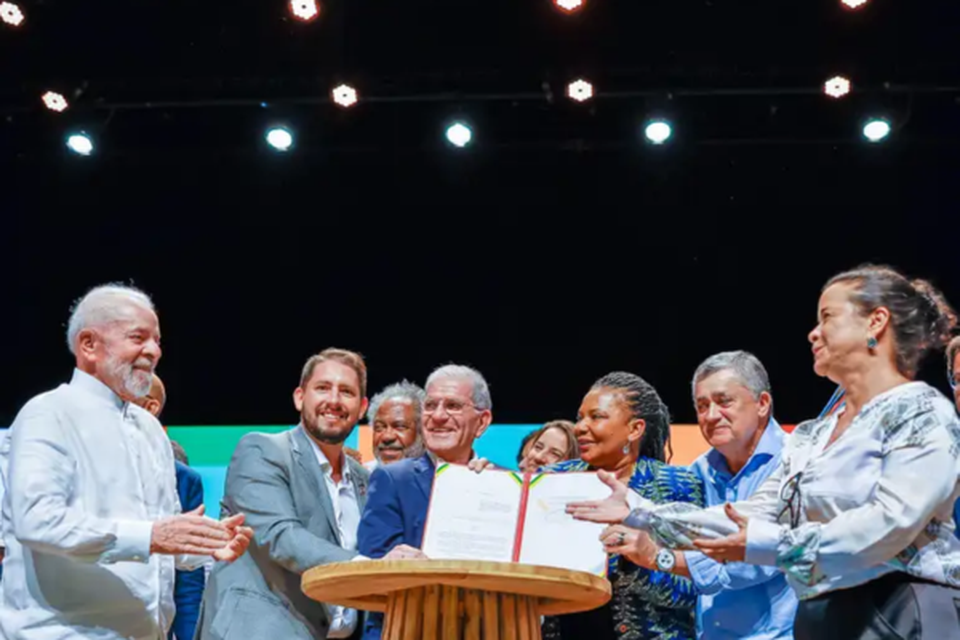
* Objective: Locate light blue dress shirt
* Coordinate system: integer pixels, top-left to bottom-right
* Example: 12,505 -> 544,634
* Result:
683,419 -> 797,639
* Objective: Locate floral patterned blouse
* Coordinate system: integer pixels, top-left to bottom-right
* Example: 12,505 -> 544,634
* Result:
542,457 -> 705,640
622,382 -> 960,600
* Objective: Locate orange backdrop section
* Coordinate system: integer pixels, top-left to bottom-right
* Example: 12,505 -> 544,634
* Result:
355,424 -> 795,467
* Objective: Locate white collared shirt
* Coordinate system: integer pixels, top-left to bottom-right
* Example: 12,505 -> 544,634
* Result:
0,369 -> 205,640
0,428 -> 8,550
625,381 -> 960,599
303,428 -> 362,638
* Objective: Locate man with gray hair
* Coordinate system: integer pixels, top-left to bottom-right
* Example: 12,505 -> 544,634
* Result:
357,364 -> 493,640
364,380 -> 425,471
0,283 -> 253,640
601,350 -> 797,639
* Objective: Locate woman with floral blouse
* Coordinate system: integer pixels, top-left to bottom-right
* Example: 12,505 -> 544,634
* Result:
568,265 -> 960,639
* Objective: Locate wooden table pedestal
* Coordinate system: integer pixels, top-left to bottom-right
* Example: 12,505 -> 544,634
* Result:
302,559 -> 611,640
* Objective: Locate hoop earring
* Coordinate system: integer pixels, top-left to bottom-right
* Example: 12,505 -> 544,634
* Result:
867,336 -> 878,349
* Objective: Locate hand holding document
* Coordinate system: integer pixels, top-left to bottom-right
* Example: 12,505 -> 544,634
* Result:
420,464 -> 612,576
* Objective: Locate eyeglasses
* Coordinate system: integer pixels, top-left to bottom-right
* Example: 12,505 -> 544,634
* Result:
423,398 -> 478,415
777,471 -> 804,529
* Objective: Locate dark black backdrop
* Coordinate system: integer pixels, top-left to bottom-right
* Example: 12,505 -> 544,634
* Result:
2,0 -> 959,426
4,145 -> 958,427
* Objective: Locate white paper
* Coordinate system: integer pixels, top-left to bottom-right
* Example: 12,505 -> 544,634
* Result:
421,464 -> 523,562
517,472 -> 609,576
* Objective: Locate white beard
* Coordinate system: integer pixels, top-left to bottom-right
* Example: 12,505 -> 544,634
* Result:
104,351 -> 153,398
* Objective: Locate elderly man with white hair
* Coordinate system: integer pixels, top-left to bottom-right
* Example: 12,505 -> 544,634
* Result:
357,364 -> 493,640
0,283 -> 253,640
364,380 -> 425,471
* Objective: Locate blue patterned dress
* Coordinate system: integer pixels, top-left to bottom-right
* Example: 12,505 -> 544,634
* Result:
542,457 -> 704,640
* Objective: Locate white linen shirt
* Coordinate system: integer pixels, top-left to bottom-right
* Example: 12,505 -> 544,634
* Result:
304,431 -> 362,638
0,428 -> 9,550
0,369 -> 206,640
624,381 -> 960,599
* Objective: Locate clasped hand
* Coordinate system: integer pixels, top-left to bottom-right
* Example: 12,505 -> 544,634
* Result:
150,505 -> 253,562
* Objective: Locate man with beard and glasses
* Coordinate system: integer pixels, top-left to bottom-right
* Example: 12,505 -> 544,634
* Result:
196,349 -> 419,640
364,380 -> 425,472
0,284 -> 253,640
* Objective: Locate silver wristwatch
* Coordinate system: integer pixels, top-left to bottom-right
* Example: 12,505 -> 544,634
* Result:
655,548 -> 676,572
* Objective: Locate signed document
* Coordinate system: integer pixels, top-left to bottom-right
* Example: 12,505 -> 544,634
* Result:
420,464 -> 610,575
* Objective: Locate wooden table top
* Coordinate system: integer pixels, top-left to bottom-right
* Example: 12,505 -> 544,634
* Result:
302,559 -> 612,615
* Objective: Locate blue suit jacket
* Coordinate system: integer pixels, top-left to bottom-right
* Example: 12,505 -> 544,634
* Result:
357,453 -> 436,640
171,461 -> 205,640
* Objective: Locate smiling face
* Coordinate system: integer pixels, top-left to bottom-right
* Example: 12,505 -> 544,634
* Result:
694,368 -> 770,459
808,282 -> 879,382
573,387 -> 644,470
521,426 -> 572,471
78,302 -> 162,400
294,359 -> 368,445
372,398 -> 420,463
422,377 -> 491,464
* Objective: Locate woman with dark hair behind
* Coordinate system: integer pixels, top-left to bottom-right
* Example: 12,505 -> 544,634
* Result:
543,371 -> 703,640
569,265 -> 960,639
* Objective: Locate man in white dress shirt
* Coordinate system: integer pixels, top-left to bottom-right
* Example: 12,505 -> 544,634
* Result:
0,283 -> 253,640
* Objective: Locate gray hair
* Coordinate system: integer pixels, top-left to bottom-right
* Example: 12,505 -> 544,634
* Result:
692,350 -> 771,400
367,380 -> 426,427
425,364 -> 492,411
66,283 -> 155,355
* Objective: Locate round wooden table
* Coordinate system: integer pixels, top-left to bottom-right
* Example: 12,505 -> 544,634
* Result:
302,559 -> 611,640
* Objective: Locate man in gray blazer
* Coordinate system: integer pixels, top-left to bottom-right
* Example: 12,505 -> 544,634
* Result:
196,348 -> 420,640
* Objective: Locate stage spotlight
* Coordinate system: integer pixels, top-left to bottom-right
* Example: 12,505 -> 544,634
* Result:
555,0 -> 583,12
824,76 -> 851,99
290,0 -> 319,21
66,133 -> 93,156
862,118 -> 891,142
42,91 -> 69,113
644,120 -> 672,145
566,79 -> 593,102
445,122 -> 472,148
840,0 -> 868,8
0,1 -> 24,26
266,126 -> 294,151
332,84 -> 358,108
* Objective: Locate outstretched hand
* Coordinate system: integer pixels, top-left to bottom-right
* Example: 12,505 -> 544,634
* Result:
565,470 -> 631,524
691,503 -> 748,563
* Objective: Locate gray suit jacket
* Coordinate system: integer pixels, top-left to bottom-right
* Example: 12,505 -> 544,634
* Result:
195,427 -> 369,640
